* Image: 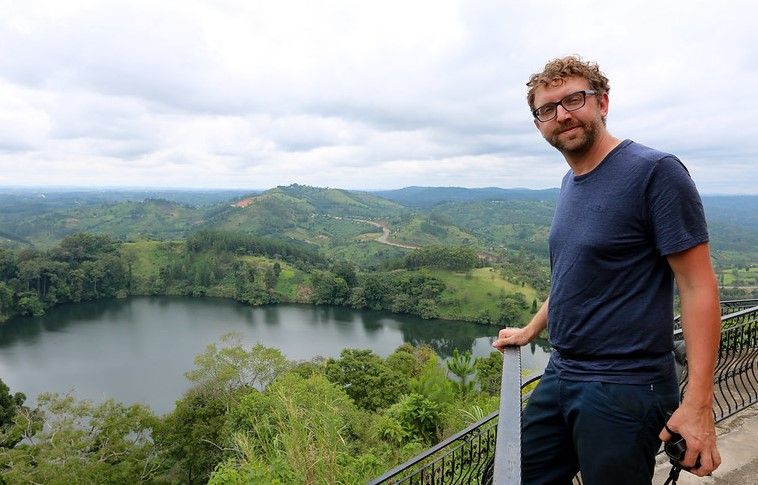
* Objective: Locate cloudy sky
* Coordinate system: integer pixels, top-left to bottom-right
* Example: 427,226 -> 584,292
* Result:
1,0 -> 756,194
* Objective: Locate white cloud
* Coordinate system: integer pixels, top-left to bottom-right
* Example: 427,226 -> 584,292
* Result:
0,81 -> 52,151
0,0 -> 756,193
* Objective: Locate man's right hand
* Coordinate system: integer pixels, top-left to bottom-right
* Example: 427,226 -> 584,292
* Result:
492,326 -> 535,350
493,298 -> 549,351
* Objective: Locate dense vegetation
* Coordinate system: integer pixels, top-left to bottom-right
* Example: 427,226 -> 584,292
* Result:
0,232 -> 540,326
0,233 -> 127,320
1,185 -> 752,290
0,338 -> 509,484
186,230 -> 327,267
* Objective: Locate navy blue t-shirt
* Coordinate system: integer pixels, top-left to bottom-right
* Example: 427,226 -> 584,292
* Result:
547,139 -> 708,384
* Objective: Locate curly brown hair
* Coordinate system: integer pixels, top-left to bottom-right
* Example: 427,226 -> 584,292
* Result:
526,55 -> 610,110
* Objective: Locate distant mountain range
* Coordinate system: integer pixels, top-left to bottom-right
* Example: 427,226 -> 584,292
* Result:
0,185 -> 755,270
368,186 -> 560,207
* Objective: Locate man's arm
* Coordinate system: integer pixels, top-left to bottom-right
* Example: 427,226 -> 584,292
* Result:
492,297 -> 548,349
660,242 -> 721,476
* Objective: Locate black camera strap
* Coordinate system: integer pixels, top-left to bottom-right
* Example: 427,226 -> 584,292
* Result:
663,464 -> 682,485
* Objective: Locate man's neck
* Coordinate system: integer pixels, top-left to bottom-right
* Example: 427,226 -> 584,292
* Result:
564,131 -> 622,176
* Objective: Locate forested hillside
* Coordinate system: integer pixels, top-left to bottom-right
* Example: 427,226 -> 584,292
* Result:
0,232 -> 541,326
0,185 -> 755,300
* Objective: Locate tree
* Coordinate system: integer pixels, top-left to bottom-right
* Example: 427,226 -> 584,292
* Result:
0,394 -> 160,484
361,273 -> 391,310
404,245 -> 478,271
386,345 -> 422,378
311,271 -> 349,305
324,349 -> 408,411
0,378 -> 26,448
474,351 -> 504,395
348,286 -> 367,309
0,248 -> 18,281
51,233 -> 117,263
16,294 -> 44,316
17,259 -> 42,295
331,261 -> 357,287
155,389 -> 228,484
119,245 -> 140,292
446,349 -> 476,397
185,334 -> 290,409
409,352 -> 456,407
497,294 -> 527,326
416,298 -> 439,319
264,266 -> 278,290
390,293 -> 414,314
0,283 -> 14,320
383,393 -> 443,445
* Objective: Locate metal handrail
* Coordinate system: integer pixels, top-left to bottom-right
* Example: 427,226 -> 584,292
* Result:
720,298 -> 758,312
369,302 -> 758,485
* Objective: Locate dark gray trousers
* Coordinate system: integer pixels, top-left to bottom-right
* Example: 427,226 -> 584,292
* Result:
521,363 -> 680,485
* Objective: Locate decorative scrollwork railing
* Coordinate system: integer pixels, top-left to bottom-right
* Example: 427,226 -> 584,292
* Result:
720,298 -> 758,315
369,300 -> 758,485
676,305 -> 758,422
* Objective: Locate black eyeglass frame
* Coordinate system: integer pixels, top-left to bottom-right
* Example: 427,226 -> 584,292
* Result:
532,89 -> 598,122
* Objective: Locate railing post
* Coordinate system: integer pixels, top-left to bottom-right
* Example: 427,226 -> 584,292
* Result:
493,345 -> 521,484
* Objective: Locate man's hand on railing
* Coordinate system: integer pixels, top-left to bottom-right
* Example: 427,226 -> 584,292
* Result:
492,326 -> 536,350
493,298 -> 549,351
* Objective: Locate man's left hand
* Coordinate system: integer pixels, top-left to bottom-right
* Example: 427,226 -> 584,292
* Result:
659,399 -> 721,476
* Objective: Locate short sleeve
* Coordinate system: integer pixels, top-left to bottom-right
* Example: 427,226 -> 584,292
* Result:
645,156 -> 709,256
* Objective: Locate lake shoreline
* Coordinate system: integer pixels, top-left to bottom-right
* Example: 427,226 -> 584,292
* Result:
0,296 -> 552,414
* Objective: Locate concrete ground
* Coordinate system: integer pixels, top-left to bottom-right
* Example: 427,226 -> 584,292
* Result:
653,404 -> 758,484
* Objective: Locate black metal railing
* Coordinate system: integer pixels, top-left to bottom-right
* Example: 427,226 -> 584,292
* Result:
369,300 -> 758,485
677,305 -> 758,421
367,375 -> 542,485
720,298 -> 758,315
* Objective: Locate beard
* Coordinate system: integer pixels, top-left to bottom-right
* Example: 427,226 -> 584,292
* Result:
545,116 -> 602,156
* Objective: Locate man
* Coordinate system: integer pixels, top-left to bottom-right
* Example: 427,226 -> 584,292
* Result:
492,56 -> 721,484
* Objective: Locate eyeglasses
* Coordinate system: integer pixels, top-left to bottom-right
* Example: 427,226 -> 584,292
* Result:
532,90 -> 597,122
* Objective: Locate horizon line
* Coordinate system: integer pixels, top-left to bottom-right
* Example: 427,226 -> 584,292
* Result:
0,184 -> 755,197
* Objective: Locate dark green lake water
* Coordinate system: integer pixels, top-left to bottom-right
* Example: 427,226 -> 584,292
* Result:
0,297 -> 551,414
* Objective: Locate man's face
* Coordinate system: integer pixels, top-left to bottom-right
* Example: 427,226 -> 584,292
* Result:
531,76 -> 608,156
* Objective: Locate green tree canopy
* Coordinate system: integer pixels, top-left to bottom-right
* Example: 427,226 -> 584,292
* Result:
404,245 -> 479,271
185,334 -> 290,408
0,393 -> 159,484
324,349 -> 408,411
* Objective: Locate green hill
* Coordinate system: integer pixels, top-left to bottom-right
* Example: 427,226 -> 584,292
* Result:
385,214 -> 479,247
2,198 -> 205,247
1,186 -> 754,297
276,184 -> 403,216
93,238 -> 542,325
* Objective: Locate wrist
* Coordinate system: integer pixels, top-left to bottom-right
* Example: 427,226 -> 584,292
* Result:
681,390 -> 714,408
523,322 -> 540,340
